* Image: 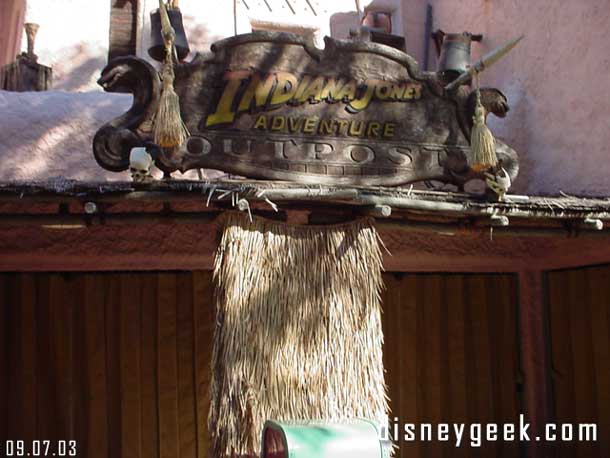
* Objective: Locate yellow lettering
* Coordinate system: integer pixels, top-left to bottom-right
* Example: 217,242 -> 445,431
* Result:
366,122 -> 381,137
383,123 -> 395,138
320,78 -> 344,102
271,115 -> 286,131
403,83 -> 423,100
288,117 -> 303,133
374,80 -> 392,100
254,115 -> 268,130
303,117 -> 317,134
402,86 -> 415,100
336,119 -> 349,135
270,72 -> 298,106
206,71 -> 249,126
348,82 -> 375,112
298,76 -> 325,103
348,121 -> 365,136
238,73 -> 275,112
334,81 -> 356,102
292,76 -> 312,103
389,83 -> 405,100
318,119 -> 335,135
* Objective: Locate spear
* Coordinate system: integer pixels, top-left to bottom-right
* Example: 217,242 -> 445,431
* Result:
444,35 -> 524,91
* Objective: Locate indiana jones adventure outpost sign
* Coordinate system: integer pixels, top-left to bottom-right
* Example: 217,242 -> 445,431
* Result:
93,31 -> 519,186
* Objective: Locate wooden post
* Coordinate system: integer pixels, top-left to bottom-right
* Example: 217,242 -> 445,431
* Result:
0,22 -> 52,91
108,0 -> 139,61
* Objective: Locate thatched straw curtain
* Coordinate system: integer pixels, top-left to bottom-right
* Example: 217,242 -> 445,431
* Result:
209,212 -> 389,457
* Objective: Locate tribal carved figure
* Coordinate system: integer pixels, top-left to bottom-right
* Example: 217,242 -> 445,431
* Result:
93,57 -> 160,171
93,31 -> 520,188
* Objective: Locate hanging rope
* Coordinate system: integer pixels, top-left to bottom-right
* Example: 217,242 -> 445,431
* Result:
469,72 -> 498,172
153,0 -> 189,149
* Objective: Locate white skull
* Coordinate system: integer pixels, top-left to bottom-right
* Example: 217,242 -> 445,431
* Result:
129,147 -> 154,183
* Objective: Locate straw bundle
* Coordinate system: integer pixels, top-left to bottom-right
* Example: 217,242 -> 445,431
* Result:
469,75 -> 498,172
209,213 -> 389,457
153,0 -> 189,148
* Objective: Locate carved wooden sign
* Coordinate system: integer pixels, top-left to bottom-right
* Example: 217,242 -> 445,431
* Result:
93,32 -> 519,186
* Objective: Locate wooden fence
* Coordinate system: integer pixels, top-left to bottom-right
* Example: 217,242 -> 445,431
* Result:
0,272 -> 214,458
548,264 -> 610,458
381,273 -> 521,458
1,271 -> 525,458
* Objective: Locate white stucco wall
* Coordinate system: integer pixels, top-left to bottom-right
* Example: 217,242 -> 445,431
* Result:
22,0 -> 110,92
15,0 -> 609,197
18,0 -> 370,91
139,0 -> 364,59
422,0 -> 610,196
19,0 -> 409,91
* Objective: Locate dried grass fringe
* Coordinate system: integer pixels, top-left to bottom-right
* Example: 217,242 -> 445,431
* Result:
153,67 -> 189,148
209,213 -> 389,457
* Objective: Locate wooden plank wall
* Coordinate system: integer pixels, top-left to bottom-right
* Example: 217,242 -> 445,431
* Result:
548,264 -> 610,458
1,271 -> 521,458
0,272 -> 215,458
381,273 -> 522,458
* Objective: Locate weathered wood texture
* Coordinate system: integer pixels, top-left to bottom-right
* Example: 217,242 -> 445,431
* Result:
0,57 -> 52,91
381,273 -> 522,458
109,0 -> 139,61
93,32 -> 519,185
548,264 -> 610,458
1,271 -> 523,458
0,271 -> 215,458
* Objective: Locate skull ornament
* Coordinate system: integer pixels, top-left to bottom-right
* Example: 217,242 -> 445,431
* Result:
129,147 -> 154,183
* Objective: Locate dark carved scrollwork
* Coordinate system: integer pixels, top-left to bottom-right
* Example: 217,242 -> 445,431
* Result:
92,32 -> 520,188
93,57 -> 160,171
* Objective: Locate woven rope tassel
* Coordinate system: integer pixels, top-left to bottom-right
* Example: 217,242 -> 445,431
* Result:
470,79 -> 498,172
153,0 -> 189,148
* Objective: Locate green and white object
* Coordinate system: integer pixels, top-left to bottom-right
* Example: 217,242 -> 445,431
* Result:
261,419 -> 392,458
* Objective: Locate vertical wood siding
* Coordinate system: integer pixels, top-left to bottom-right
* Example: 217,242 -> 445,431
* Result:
381,273 -> 522,458
1,271 -> 521,458
0,272 -> 215,458
548,265 -> 610,458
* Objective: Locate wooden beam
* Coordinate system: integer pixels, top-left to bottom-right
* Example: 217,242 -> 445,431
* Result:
108,0 -> 139,61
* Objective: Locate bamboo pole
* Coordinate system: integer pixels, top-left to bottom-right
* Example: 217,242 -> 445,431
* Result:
1,210 -> 609,239
1,184 -> 610,221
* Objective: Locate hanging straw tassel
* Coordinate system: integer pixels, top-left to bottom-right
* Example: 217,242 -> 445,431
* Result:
154,64 -> 189,148
153,0 -> 189,148
469,76 -> 498,172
